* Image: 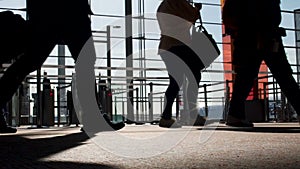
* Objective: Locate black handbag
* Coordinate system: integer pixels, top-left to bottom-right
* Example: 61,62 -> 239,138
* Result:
191,14 -> 220,69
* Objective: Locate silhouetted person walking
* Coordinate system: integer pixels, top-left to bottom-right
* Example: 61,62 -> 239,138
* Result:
0,0 -> 93,133
157,0 -> 204,128
222,0 -> 300,127
0,0 -> 124,133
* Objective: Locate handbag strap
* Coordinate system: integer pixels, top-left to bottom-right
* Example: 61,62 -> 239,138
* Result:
199,10 -> 203,29
194,10 -> 209,34
193,7 -> 206,31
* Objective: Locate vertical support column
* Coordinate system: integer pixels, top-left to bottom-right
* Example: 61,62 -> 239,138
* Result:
273,78 -> 278,102
224,80 -> 230,121
122,100 -> 125,122
114,96 -> 117,122
176,94 -> 180,119
106,26 -> 113,119
295,9 -> 300,84
106,26 -> 111,89
263,82 -> 269,121
58,45 -> 65,126
160,96 -> 163,115
25,0 -> 40,127
203,84 -> 208,117
36,69 -> 42,127
137,0 -> 146,120
56,86 -> 60,126
136,88 -> 139,122
148,82 -> 153,122
125,0 -> 134,121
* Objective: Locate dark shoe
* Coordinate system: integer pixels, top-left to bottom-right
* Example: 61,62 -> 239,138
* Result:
0,126 -> 17,133
159,118 -> 182,128
80,114 -> 125,133
103,113 -> 125,130
193,115 -> 207,126
226,115 -> 254,127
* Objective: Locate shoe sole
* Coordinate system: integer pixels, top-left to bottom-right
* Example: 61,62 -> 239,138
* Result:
225,122 -> 254,128
159,124 -> 182,128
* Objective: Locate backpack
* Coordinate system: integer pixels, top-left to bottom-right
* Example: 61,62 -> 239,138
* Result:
0,11 -> 27,64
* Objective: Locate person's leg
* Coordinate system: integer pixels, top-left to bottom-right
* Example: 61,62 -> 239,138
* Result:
158,49 -> 185,128
65,17 -> 124,131
181,46 -> 203,124
264,36 -> 300,115
228,64 -> 261,119
227,33 -> 261,126
160,50 -> 183,119
186,72 -> 202,125
162,74 -> 181,119
0,24 -> 56,132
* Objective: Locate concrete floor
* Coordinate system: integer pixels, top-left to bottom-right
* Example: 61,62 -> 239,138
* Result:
1,122 -> 300,169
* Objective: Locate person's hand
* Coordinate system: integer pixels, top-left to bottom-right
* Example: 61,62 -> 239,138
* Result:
194,3 -> 202,10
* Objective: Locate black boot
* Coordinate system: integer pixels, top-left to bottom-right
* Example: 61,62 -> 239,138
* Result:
102,113 -> 125,131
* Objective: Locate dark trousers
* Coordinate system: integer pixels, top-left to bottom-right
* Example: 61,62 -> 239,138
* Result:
228,31 -> 300,119
0,15 -> 92,126
160,45 -> 204,119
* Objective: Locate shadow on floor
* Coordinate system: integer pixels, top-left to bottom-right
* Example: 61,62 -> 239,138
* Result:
0,130 -> 120,169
